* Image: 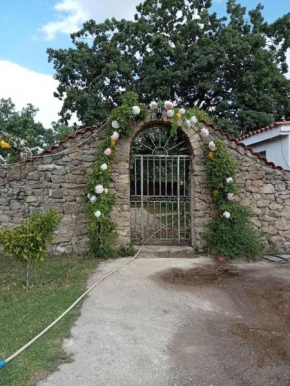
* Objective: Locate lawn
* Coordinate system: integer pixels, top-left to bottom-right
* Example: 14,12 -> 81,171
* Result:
0,254 -> 96,386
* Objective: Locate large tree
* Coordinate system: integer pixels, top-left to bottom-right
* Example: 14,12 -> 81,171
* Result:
47,0 -> 290,136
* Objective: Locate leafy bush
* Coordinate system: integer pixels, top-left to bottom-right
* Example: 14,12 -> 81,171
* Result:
118,244 -> 135,257
0,208 -> 61,287
203,140 -> 262,260
203,202 -> 262,260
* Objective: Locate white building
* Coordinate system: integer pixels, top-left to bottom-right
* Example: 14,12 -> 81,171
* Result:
238,121 -> 290,170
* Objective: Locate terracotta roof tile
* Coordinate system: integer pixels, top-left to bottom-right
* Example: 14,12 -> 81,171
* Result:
200,120 -> 285,171
22,117 -> 286,171
23,121 -> 107,164
237,121 -> 290,141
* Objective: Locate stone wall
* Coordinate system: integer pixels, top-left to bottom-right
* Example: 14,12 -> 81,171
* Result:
0,112 -> 289,255
0,125 -> 105,255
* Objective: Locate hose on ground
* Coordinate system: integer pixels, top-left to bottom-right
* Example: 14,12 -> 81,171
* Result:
0,222 -> 170,369
262,252 -> 290,264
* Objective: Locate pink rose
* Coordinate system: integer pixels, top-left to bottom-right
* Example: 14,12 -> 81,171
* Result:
111,131 -> 120,141
104,148 -> 112,156
164,101 -> 173,110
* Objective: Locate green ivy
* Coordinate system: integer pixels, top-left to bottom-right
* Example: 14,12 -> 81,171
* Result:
168,107 -> 211,134
205,141 -> 237,206
85,92 -> 147,257
86,93 -> 211,258
203,140 -> 262,260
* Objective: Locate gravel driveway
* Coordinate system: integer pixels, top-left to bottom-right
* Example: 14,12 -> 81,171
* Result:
38,257 -> 290,386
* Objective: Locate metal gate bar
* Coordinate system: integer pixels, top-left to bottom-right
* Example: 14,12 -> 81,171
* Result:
130,154 -> 191,245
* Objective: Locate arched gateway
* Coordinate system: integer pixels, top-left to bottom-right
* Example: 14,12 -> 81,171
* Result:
0,110 -> 289,255
130,125 -> 192,245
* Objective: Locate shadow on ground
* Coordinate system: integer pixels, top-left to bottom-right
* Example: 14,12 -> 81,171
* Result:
155,262 -> 290,385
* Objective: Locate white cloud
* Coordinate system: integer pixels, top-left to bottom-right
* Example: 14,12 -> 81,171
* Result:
41,0 -> 89,40
0,60 -> 63,128
41,0 -> 140,40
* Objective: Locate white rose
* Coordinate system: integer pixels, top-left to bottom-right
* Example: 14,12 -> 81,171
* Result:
90,195 -> 97,203
167,109 -> 174,118
208,141 -> 217,151
104,188 -> 109,194
227,193 -> 235,201
149,101 -> 158,110
94,210 -> 101,218
184,120 -> 191,128
132,106 -> 141,115
223,211 -> 231,219
112,120 -> 120,129
226,177 -> 233,184
190,116 -> 198,125
101,163 -> 108,171
179,108 -> 186,115
95,184 -> 104,194
200,127 -> 209,137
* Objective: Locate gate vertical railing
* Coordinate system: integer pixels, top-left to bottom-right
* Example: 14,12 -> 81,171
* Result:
130,154 -> 191,245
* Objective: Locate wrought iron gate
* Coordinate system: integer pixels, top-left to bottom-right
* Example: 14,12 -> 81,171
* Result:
130,127 -> 191,244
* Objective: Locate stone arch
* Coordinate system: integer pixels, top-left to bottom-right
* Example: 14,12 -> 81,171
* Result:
110,115 -> 211,249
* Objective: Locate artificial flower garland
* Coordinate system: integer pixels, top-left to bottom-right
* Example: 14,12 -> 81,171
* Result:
0,132 -> 43,164
85,93 -> 207,257
149,100 -> 201,133
85,92 -> 148,256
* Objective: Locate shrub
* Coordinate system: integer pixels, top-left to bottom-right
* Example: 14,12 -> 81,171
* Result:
0,208 -> 61,287
203,140 -> 262,260
118,244 -> 135,257
203,203 -> 262,259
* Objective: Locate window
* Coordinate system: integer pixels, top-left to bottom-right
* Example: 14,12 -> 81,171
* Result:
258,150 -> 266,158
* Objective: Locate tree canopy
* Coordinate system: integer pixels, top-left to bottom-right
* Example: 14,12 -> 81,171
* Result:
0,98 -> 74,148
47,0 -> 290,136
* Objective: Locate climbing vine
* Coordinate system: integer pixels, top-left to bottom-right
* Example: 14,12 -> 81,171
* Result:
85,93 -> 146,257
202,139 -> 262,259
85,92 -> 206,257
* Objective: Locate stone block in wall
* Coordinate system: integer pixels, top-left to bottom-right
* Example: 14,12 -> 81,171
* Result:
38,164 -> 62,172
62,202 -> 84,214
260,184 -> 275,194
26,171 -> 43,181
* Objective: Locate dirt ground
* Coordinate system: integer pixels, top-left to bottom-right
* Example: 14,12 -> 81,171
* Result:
38,257 -> 290,386
157,261 -> 290,385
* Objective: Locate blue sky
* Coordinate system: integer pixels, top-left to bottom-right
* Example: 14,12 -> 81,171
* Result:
0,0 -> 289,126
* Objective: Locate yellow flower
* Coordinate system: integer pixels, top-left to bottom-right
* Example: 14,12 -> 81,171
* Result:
213,189 -> 219,197
108,165 -> 112,173
0,140 -> 10,149
175,112 -> 182,119
110,139 -> 116,147
208,151 -> 215,159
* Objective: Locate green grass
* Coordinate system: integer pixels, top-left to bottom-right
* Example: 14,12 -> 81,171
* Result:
0,254 -> 96,386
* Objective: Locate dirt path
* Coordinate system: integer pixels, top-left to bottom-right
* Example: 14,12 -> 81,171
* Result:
38,257 -> 290,386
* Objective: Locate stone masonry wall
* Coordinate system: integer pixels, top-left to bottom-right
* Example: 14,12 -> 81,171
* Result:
0,112 -> 289,255
0,125 -> 105,255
